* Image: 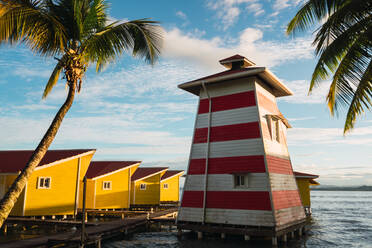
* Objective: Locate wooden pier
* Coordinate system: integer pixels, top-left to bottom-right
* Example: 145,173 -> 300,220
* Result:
1,208 -> 177,248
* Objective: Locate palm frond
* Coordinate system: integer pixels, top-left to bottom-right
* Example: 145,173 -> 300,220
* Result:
0,0 -> 66,56
344,60 -> 372,133
81,19 -> 162,72
42,56 -> 66,99
286,0 -> 348,36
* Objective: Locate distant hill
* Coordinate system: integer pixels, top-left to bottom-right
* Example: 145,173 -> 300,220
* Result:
311,185 -> 372,191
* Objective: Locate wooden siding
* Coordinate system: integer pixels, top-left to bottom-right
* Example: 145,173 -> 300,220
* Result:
182,191 -> 272,210
184,174 -> 269,191
188,156 -> 266,175
178,207 -> 275,226
196,107 -> 258,129
198,91 -> 256,114
199,77 -> 255,99
266,156 -> 293,175
132,173 -> 162,205
190,139 -> 264,159
269,173 -> 298,191
193,122 -> 261,143
274,206 -> 306,227
160,175 -> 180,202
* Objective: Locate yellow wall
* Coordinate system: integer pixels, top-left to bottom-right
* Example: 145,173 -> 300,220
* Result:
132,173 -> 163,205
22,153 -> 94,216
296,178 -> 311,207
160,175 -> 180,202
79,179 -> 95,209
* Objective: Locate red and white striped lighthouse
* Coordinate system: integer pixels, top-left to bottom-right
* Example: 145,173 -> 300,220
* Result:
177,55 -> 306,239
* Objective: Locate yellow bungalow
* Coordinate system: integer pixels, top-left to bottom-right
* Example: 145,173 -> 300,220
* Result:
0,149 -> 95,217
80,161 -> 140,210
130,167 -> 168,207
294,171 -> 319,215
160,170 -> 184,204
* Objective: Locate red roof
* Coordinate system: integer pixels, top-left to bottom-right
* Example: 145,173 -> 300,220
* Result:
294,171 -> 319,179
0,149 -> 95,173
161,170 -> 184,181
131,167 -> 168,181
219,54 -> 246,63
86,161 -> 141,179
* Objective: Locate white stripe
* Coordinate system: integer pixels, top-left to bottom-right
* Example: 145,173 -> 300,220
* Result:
269,173 -> 298,191
191,139 -> 264,159
178,207 -> 275,226
199,77 -> 255,99
184,174 -> 269,191
196,107 -> 259,128
255,80 -> 276,102
274,206 -> 306,226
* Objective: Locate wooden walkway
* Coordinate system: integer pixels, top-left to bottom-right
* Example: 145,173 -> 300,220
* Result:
5,217 -> 98,227
2,208 -> 177,248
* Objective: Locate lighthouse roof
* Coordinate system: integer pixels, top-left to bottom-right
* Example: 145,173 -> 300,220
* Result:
178,55 -> 293,97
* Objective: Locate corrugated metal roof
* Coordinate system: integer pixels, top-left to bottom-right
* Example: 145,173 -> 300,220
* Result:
86,161 -> 141,179
161,170 -> 184,181
0,149 -> 95,173
294,171 -> 319,179
131,167 -> 168,181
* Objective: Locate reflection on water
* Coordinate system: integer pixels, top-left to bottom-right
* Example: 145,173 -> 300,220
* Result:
104,191 -> 372,248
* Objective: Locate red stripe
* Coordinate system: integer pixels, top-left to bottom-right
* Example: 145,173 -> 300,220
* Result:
181,191 -> 204,208
193,122 -> 260,144
266,156 -> 293,175
181,191 -> 271,210
272,190 -> 302,210
198,91 -> 256,114
207,191 -> 271,210
188,156 -> 266,175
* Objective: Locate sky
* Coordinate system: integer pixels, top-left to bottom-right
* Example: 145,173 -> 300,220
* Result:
0,0 -> 371,186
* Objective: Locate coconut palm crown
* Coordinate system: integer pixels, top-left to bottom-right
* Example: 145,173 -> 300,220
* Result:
287,0 -> 372,133
0,0 -> 162,227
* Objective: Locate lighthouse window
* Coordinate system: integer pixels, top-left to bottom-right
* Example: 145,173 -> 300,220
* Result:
271,118 -> 280,143
234,175 -> 248,188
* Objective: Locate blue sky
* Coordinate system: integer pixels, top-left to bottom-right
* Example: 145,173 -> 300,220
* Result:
1,0 -> 371,186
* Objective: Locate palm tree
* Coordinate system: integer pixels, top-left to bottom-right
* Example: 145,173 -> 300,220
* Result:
0,0 -> 162,227
287,0 -> 372,133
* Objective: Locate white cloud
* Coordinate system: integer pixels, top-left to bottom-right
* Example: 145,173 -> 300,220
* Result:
287,116 -> 316,121
176,11 -> 187,20
162,27 -> 314,70
279,80 -> 330,104
272,0 -> 304,11
207,0 -> 265,30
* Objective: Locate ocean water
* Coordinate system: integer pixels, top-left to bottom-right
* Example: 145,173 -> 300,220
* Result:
103,191 -> 372,248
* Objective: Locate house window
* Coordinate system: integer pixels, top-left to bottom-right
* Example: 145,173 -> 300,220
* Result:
234,174 -> 248,188
163,183 -> 169,189
37,177 -> 51,189
103,181 -> 112,190
140,183 -> 146,190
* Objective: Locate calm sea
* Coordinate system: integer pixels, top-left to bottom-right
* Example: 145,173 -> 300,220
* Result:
103,191 -> 372,248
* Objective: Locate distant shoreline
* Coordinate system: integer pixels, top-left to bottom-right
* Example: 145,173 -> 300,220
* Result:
311,186 -> 372,191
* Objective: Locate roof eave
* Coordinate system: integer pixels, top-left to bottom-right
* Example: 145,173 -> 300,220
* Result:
178,68 -> 293,97
90,162 -> 141,180
160,171 -> 184,182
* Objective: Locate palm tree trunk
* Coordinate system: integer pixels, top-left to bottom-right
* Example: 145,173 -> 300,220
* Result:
0,80 -> 76,227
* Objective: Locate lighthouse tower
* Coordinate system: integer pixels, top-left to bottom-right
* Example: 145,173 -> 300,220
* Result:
177,55 -> 306,240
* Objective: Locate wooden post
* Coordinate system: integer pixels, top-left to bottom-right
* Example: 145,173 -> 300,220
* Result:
96,238 -> 101,248
177,229 -> 182,236
2,224 -> 7,235
290,231 -> 295,239
41,216 -> 45,220
298,227 -> 303,237
221,233 -> 226,239
197,232 -> 203,240
121,213 -> 125,220
81,176 -> 87,247
52,215 -> 55,220
244,235 -> 250,241
272,237 -> 278,246
282,234 -> 287,243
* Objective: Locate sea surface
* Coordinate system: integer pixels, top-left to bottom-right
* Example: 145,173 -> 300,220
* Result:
103,191 -> 372,248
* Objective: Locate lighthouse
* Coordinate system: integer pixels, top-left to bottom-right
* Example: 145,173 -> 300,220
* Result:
177,55 -> 306,242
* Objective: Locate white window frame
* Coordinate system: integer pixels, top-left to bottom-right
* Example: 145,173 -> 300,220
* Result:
270,117 -> 281,143
163,183 -> 169,189
234,174 -> 249,188
102,181 -> 112,190
37,177 -> 51,189
140,183 -> 146,190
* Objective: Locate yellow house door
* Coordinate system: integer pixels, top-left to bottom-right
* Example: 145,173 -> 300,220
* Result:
0,176 -> 5,199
